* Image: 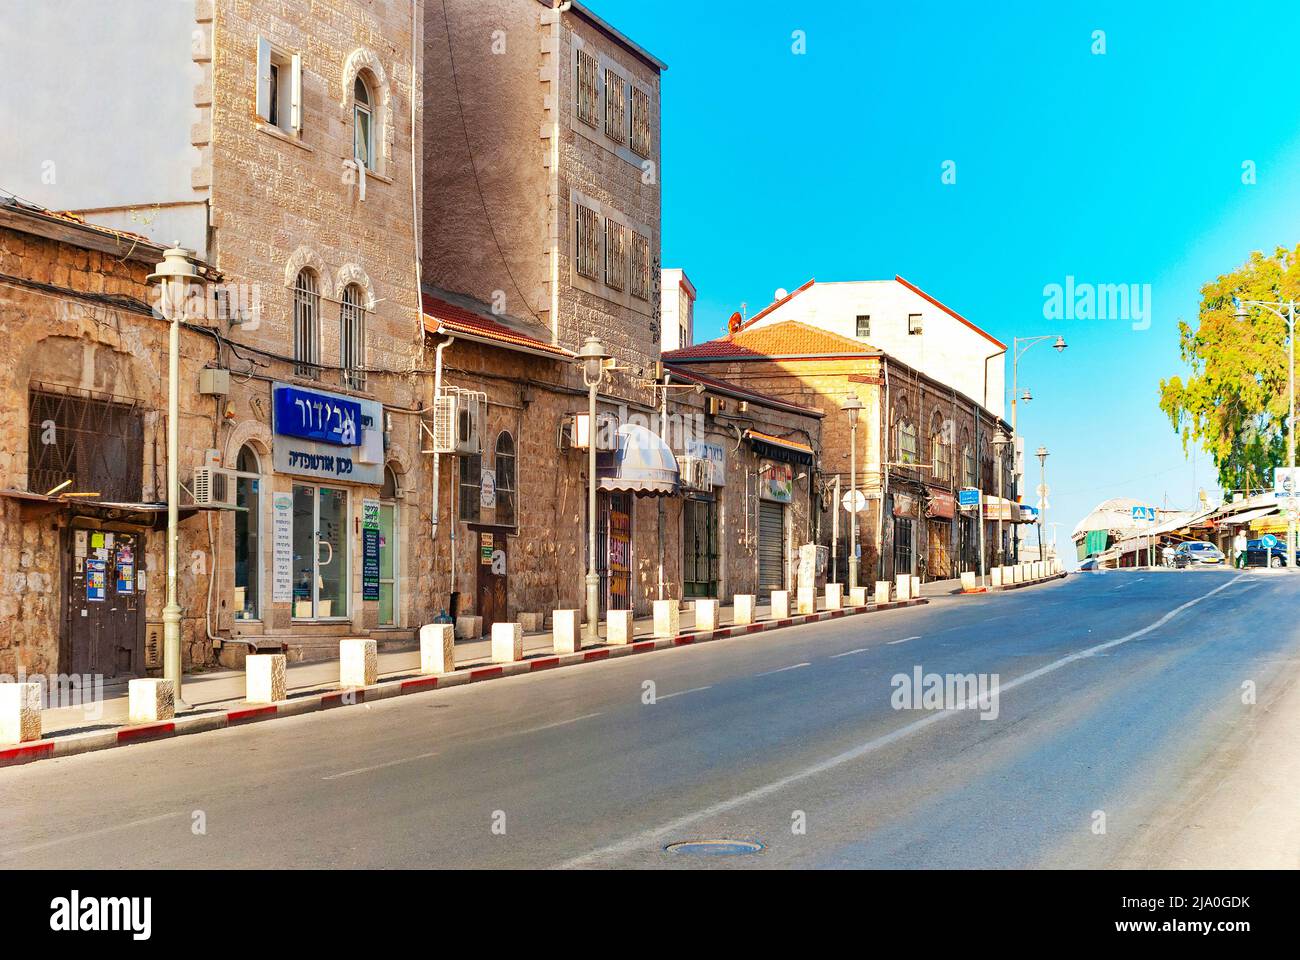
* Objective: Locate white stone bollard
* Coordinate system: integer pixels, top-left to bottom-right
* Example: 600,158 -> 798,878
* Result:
419,624 -> 455,674
824,583 -> 843,611
454,615 -> 483,639
653,599 -> 680,638
552,609 -> 581,654
770,590 -> 791,619
0,683 -> 41,745
991,567 -> 1004,588
340,638 -> 378,687
733,595 -> 757,625
960,571 -> 977,592
128,678 -> 175,724
491,622 -> 524,663
911,576 -> 921,599
851,586 -> 869,606
797,586 -> 816,615
896,574 -> 911,601
246,654 -> 287,703
695,598 -> 720,631
875,580 -> 891,605
607,610 -> 634,645
519,612 -> 545,632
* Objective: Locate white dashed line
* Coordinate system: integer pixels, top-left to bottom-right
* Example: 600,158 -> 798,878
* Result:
887,636 -> 921,645
755,662 -> 811,677
655,686 -> 713,702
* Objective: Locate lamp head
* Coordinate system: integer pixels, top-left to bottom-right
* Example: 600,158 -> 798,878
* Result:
1021,388 -> 1033,403
1232,296 -> 1249,321
1053,336 -> 1067,352
842,391 -> 863,414
578,334 -> 609,382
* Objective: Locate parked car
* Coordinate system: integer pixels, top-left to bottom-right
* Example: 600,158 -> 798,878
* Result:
1173,541 -> 1225,567
1244,538 -> 1300,568
1078,557 -> 1100,571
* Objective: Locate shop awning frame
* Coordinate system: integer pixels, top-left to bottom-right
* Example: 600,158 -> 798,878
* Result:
596,424 -> 680,497
744,430 -> 815,466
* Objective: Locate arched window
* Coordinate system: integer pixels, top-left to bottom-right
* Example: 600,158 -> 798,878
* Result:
495,432 -> 516,526
353,74 -> 374,170
930,415 -> 951,482
378,464 -> 400,626
233,444 -> 262,621
963,442 -> 976,488
341,283 -> 366,391
293,268 -> 320,379
897,421 -> 918,465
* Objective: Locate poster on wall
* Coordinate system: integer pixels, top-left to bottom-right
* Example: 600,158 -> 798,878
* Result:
362,499 -> 380,602
760,460 -> 794,503
272,492 -> 293,603
85,558 -> 107,601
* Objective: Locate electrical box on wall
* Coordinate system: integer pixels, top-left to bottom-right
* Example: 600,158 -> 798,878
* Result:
199,368 -> 230,396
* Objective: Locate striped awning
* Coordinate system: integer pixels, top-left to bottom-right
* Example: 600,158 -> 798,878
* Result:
744,430 -> 814,466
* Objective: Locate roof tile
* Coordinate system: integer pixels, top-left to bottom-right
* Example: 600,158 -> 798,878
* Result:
664,320 -> 876,361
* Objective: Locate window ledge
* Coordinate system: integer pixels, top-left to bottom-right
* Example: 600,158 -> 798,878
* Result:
352,164 -> 393,185
257,122 -> 313,152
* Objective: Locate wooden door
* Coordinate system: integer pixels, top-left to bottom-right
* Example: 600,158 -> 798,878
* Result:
475,530 -> 508,633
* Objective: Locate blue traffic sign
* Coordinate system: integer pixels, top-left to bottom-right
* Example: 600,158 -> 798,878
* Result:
958,489 -> 980,507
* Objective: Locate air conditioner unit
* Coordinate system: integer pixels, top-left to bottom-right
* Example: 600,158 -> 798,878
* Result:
568,413 -> 619,451
678,455 -> 712,492
454,392 -> 483,455
191,467 -> 237,508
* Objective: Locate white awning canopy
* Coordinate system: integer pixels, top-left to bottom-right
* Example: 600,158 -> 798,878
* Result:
1216,506 -> 1278,526
597,424 -> 680,497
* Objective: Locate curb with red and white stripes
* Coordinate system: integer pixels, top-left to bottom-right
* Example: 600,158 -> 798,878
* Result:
962,572 -> 1068,594
0,598 -> 929,769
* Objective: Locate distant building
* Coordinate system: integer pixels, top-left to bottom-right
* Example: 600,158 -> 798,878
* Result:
660,268 -> 696,353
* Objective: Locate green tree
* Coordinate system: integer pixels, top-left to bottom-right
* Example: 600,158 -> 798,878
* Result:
1159,246 -> 1298,493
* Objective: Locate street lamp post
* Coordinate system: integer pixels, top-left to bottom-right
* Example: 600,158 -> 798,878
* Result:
1010,334 -> 1067,562
843,392 -> 863,590
1036,446 -> 1049,560
992,429 -> 1013,570
578,335 -> 610,642
147,248 -> 202,709
1234,296 -> 1296,568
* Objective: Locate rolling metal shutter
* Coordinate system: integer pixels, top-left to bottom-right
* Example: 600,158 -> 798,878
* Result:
758,501 -> 785,595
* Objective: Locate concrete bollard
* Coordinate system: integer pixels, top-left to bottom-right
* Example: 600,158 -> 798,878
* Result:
419,624 -> 455,674
491,622 -> 524,663
607,609 -> 634,645
733,595 -> 757,625
797,586 -> 816,615
519,612 -> 545,632
911,576 -> 921,599
552,609 -> 581,654
246,654 -> 287,703
340,638 -> 378,687
128,678 -> 175,724
824,583 -> 842,611
960,571 -> 977,592
695,598 -> 720,631
770,590 -> 790,619
991,567 -> 1004,588
0,683 -> 41,745
851,586 -> 869,606
1011,565 -> 1022,584
896,574 -> 911,601
653,599 -> 680,639
874,581 -> 891,605
454,615 -> 483,639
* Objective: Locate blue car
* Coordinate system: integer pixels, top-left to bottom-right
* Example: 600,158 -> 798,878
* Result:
1244,538 -> 1300,568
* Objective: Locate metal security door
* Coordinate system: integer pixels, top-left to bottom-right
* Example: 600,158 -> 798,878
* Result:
758,500 -> 785,596
66,528 -> 143,679
475,529 -> 507,633
683,498 -> 719,598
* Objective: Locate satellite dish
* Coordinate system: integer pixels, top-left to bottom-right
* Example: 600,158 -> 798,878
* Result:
774,288 -> 788,301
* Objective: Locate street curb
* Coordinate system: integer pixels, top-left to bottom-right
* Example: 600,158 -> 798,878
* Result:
1,597 -> 930,769
962,572 -> 1068,594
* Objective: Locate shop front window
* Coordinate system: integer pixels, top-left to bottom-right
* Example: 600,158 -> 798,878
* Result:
292,483 -> 349,619
379,465 -> 399,627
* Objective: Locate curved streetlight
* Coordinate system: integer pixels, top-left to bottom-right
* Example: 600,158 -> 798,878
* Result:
1009,334 -> 1067,562
843,391 -> 864,590
577,335 -> 610,641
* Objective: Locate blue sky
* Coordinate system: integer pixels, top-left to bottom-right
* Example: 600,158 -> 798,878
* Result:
596,0 -> 1300,551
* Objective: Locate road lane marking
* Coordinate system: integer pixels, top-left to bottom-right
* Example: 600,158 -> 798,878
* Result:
515,712 -> 602,735
755,662 -> 810,677
557,574 -> 1246,869
887,636 -> 921,645
830,647 -> 870,658
0,811 -> 187,859
322,751 -> 439,780
655,686 -> 712,702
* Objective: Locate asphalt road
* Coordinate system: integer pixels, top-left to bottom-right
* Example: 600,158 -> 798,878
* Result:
2,569 -> 1293,869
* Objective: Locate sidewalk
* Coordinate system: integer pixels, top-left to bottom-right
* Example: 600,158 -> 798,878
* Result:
37,593 -> 911,739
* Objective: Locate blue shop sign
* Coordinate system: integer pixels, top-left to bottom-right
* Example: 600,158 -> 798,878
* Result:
274,384 -> 361,447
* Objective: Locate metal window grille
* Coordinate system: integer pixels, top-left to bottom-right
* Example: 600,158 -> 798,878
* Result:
293,269 -> 321,379
576,50 -> 599,127
27,386 -> 143,501
459,452 -> 481,522
605,68 -> 627,144
630,233 -> 650,300
495,432 -> 516,526
856,314 -> 871,338
605,218 -> 627,291
341,283 -> 366,391
631,86 -> 651,157
576,204 -> 599,280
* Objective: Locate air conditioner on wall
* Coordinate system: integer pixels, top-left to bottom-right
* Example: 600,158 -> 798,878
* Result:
454,393 -> 483,455
191,467 -> 237,508
422,394 -> 457,454
678,455 -> 712,492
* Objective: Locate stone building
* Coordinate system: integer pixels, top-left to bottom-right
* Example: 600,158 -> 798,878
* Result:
665,317 -> 1020,585
419,1 -> 822,621
2,0 -> 428,670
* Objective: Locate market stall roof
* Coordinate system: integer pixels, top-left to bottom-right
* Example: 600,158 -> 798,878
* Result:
743,429 -> 815,466
1215,506 -> 1278,526
0,489 -> 213,528
597,424 -> 679,497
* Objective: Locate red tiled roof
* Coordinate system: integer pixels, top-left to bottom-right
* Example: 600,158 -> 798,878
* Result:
422,293 -> 573,359
664,320 -> 877,362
